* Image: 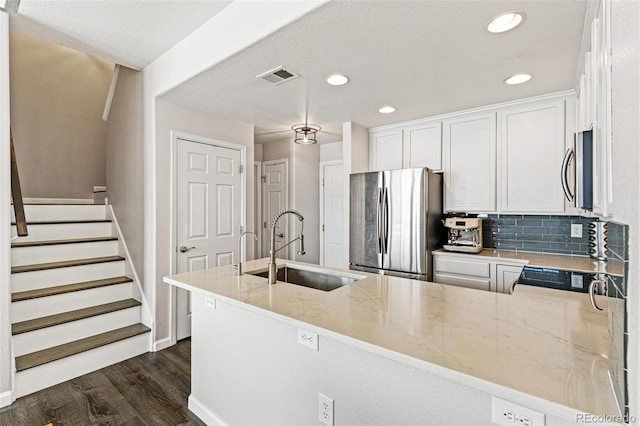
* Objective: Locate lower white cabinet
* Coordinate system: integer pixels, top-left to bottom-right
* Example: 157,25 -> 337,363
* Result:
433,252 -> 525,294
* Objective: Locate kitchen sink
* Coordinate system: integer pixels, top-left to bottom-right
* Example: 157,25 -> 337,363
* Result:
248,266 -> 362,292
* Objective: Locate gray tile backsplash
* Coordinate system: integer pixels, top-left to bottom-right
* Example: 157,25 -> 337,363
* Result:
481,214 -> 593,255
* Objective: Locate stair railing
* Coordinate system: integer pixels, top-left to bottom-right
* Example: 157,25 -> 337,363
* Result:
10,130 -> 27,237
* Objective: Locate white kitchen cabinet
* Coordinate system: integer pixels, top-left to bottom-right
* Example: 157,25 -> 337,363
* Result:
370,121 -> 442,172
444,113 -> 496,213
496,264 -> 524,294
402,121 -> 442,171
498,100 -> 566,213
433,251 -> 525,294
370,129 -> 403,171
576,0 -> 612,218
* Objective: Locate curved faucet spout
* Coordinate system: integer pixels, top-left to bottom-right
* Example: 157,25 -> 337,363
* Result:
269,209 -> 305,284
236,231 -> 257,276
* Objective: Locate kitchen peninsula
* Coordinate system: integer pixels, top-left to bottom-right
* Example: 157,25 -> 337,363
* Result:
164,258 -> 618,425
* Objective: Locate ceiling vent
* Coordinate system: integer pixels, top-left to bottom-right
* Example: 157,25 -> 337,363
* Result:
257,66 -> 300,86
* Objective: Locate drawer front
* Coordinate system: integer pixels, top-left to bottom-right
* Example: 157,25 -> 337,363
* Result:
434,257 -> 491,277
434,273 -> 491,291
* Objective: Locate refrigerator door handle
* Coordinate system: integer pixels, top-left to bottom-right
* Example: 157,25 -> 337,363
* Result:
383,187 -> 389,254
376,187 -> 383,253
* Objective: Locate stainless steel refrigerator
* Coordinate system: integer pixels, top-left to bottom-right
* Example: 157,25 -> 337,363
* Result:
349,168 -> 442,281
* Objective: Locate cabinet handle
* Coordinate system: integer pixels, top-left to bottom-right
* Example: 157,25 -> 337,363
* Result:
561,147 -> 575,202
588,279 -> 607,312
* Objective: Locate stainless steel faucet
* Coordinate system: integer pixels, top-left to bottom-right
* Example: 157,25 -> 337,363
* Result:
269,209 -> 305,284
236,231 -> 257,275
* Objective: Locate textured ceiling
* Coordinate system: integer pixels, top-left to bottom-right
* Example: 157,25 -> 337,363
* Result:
161,0 -> 587,145
10,0 -> 232,69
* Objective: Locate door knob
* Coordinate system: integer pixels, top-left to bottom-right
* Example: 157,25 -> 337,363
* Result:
179,246 -> 196,253
277,233 -> 284,238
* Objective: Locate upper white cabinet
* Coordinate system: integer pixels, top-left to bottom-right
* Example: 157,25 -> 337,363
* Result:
370,121 -> 442,172
402,122 -> 442,171
498,100 -> 566,213
370,129 -> 403,171
576,0 -> 612,217
443,113 -> 496,212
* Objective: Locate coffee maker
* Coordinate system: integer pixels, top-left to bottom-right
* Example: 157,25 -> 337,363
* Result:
443,217 -> 483,253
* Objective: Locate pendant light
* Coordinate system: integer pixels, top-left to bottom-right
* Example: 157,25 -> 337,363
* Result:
292,122 -> 320,145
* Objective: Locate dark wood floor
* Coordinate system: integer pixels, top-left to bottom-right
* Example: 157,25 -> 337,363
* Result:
0,339 -> 204,426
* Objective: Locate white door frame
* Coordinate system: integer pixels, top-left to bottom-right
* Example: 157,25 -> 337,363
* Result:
319,160 -> 343,266
261,158 -> 288,258
254,160 -> 262,258
169,130 -> 246,346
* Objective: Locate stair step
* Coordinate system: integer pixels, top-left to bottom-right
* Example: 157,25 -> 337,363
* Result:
15,324 -> 151,372
11,236 -> 117,248
11,256 -> 124,274
12,276 -> 133,302
11,220 -> 111,225
12,299 -> 141,335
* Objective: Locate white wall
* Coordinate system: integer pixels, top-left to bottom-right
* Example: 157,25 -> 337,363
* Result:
153,98 -> 254,345
9,31 -> 112,200
319,141 -> 343,162
0,11 -> 12,407
293,143 -> 320,264
106,67 -> 145,285
610,0 -> 640,417
254,143 -> 263,162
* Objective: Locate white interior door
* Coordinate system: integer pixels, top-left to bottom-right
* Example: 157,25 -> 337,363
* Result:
176,139 -> 242,340
320,161 -> 345,268
262,159 -> 288,259
254,161 -> 262,258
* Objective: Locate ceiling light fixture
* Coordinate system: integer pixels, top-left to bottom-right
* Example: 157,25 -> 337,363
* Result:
379,106 -> 396,114
292,123 -> 321,145
487,12 -> 525,33
326,74 -> 349,86
504,74 -> 532,85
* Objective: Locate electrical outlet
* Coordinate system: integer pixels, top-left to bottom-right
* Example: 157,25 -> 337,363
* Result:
204,297 -> 216,309
297,328 -> 319,351
318,393 -> 334,426
571,223 -> 583,238
492,397 -> 545,426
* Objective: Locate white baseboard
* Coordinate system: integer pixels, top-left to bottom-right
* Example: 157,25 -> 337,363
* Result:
0,390 -> 14,408
188,395 -> 229,426
20,198 -> 95,205
153,337 -> 172,352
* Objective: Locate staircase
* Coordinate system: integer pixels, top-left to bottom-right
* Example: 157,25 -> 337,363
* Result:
10,204 -> 151,398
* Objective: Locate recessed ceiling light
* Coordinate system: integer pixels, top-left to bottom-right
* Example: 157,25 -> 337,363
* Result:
379,106 -> 396,114
326,74 -> 349,86
504,74 -> 532,85
487,12 -> 525,33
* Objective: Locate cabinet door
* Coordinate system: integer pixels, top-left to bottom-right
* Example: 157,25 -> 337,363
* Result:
499,100 -> 565,213
496,264 -> 524,294
444,113 -> 496,212
434,273 -> 491,292
370,129 -> 403,171
402,122 -> 442,171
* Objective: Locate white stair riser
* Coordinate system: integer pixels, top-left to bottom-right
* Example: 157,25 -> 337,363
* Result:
11,240 -> 119,267
13,205 -> 107,222
12,222 -> 113,242
11,261 -> 125,292
13,306 -> 141,356
11,283 -> 133,322
15,333 -> 150,398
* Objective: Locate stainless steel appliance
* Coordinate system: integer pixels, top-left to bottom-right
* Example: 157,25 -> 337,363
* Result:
574,129 -> 593,209
588,220 -> 608,260
443,217 -> 483,253
349,168 -> 442,281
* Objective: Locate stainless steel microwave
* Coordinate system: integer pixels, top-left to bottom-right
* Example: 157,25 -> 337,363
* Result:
575,130 -> 593,210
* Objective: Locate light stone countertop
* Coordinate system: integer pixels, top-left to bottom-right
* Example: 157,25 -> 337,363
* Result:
164,258 -> 619,422
433,248 -> 624,276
